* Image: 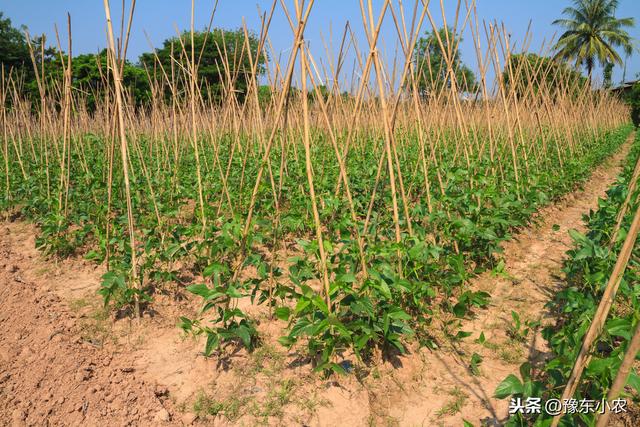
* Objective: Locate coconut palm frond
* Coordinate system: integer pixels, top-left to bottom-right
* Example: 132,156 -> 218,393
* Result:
552,0 -> 636,81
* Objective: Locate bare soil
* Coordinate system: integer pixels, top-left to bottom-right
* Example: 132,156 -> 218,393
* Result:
0,223 -> 178,426
0,135 -> 633,426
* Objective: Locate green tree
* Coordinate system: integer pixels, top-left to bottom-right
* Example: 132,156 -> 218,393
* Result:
553,0 -> 636,83
0,13 -> 148,110
0,12 -> 30,73
627,82 -> 640,127
38,50 -> 150,110
503,53 -> 587,99
257,85 -> 272,107
413,26 -> 476,97
311,84 -> 330,103
74,52 -> 150,109
1,13 -> 60,106
603,61 -> 614,87
139,28 -> 266,104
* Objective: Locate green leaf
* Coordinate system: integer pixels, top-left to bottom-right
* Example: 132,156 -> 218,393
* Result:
470,291 -> 491,308
203,262 -> 225,278
574,246 -> 593,260
586,356 -> 616,375
336,273 -> 357,283
627,371 -> 640,394
178,316 -> 193,332
225,285 -> 243,298
568,229 -> 587,243
204,332 -> 219,356
277,335 -> 295,347
494,374 -> 523,399
165,243 -> 182,258
519,362 -> 532,382
453,302 -> 467,318
511,311 -> 521,329
606,318 -> 632,340
333,360 -> 349,374
387,308 -> 411,320
455,330 -> 472,340
294,298 -> 311,314
235,325 -> 252,348
186,283 -> 211,299
375,281 -> 392,299
470,352 -> 483,376
275,307 -> 291,321
311,295 -> 330,315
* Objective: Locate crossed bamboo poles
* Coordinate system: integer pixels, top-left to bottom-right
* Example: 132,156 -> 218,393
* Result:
1,3 -> 635,423
0,0 -> 618,318
552,137 -> 640,427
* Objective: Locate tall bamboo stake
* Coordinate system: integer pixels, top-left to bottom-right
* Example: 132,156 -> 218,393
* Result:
102,0 -> 140,318
552,201 -> 640,427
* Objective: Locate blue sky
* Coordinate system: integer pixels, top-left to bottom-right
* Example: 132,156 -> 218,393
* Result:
3,0 -> 640,88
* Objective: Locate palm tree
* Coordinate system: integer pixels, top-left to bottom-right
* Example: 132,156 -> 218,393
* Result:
553,0 -> 636,83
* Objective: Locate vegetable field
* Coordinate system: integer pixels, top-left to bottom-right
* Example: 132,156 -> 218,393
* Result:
0,0 -> 638,425
497,132 -> 640,426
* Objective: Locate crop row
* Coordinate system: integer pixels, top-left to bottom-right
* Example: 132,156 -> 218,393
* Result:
497,131 -> 640,426
1,121 -> 633,373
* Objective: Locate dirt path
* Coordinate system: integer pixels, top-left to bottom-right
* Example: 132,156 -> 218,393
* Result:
0,133 -> 634,427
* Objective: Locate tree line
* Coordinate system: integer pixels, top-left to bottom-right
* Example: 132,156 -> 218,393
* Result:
1,0 -> 636,111
0,12 -> 267,110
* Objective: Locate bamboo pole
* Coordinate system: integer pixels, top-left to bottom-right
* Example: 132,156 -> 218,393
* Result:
610,132 -> 639,247
102,0 -> 140,318
595,319 -> 640,427
552,202 -> 640,427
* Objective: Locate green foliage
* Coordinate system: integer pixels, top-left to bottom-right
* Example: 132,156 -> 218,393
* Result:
1,90 -> 632,375
98,271 -> 152,311
277,275 -> 414,374
495,373 -> 525,399
413,26 -> 477,96
503,53 -> 587,99
0,13 -> 147,110
139,28 -> 266,103
257,85 -> 273,107
506,311 -> 539,343
1,13 -> 260,109
627,82 -> 640,127
0,12 -> 30,72
180,285 -> 259,355
470,352 -> 483,376
310,84 -> 330,103
603,61 -> 614,88
35,212 -> 80,257
39,51 -> 151,110
0,12 -> 58,104
179,240 -> 259,354
498,132 -> 640,426
553,0 -> 636,79
75,52 -> 150,109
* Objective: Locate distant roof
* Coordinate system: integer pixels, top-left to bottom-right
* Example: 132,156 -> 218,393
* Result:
612,80 -> 638,91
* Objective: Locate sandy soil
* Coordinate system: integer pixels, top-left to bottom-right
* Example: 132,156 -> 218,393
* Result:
0,224 -> 178,426
0,134 -> 633,426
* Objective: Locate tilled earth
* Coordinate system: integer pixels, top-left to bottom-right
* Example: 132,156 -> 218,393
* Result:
0,230 -> 178,426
